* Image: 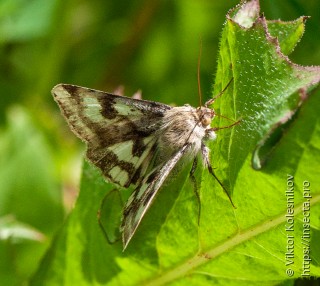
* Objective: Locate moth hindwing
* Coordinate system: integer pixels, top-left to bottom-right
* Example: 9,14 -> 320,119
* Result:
52,83 -> 233,249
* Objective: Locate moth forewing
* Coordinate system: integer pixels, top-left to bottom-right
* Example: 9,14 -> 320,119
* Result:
52,84 -> 171,189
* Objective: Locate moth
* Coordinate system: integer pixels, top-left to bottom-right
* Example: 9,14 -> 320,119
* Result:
52,81 -> 238,249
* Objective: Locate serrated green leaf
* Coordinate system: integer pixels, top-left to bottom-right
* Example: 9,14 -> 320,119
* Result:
32,1 -> 320,285
267,17 -> 307,56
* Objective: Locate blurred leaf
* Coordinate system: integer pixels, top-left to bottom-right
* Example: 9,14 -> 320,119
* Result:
0,0 -> 57,43
32,1 -> 320,285
0,215 -> 45,242
0,107 -> 64,285
0,107 -> 64,230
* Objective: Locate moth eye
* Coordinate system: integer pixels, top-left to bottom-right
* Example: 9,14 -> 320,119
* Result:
201,116 -> 211,126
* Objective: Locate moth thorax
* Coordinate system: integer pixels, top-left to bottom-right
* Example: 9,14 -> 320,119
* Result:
197,107 -> 214,127
159,106 -> 204,153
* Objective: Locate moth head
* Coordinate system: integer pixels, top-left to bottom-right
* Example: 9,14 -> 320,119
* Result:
197,106 -> 215,127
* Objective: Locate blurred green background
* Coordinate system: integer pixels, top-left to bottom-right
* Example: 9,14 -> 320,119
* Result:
0,0 -> 319,285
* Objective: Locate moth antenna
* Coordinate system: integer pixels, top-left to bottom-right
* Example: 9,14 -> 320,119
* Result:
205,77 -> 234,107
198,38 -> 203,107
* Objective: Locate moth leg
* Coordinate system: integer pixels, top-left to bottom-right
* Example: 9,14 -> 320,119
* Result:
201,143 -> 236,208
205,78 -> 234,107
189,157 -> 201,224
209,119 -> 241,132
98,188 -> 123,244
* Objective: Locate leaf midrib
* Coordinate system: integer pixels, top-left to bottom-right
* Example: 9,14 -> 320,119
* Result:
142,193 -> 320,286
